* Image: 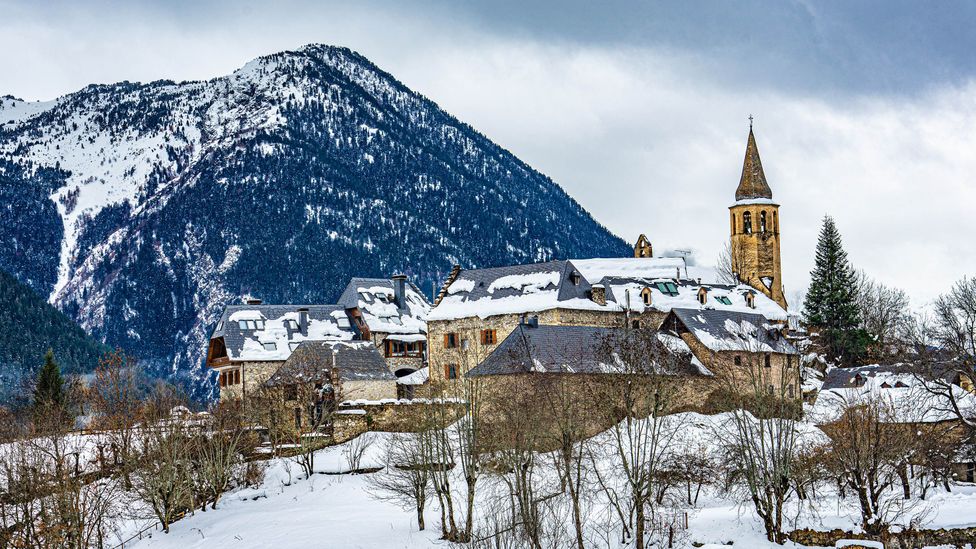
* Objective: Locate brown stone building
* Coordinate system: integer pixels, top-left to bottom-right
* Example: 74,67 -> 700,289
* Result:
427,257 -> 789,383
660,307 -> 801,398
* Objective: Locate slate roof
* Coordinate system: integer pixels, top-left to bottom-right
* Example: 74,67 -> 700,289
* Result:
336,276 -> 430,335
211,304 -> 358,362
735,127 -> 773,201
821,362 -> 967,391
428,258 -> 788,322
665,308 -> 796,354
465,323 -> 707,378
265,340 -> 395,387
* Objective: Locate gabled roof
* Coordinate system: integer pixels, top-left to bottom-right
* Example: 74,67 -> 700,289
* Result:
466,323 -> 709,378
265,340 -> 395,386
735,127 -> 773,201
665,308 -> 796,354
428,258 -> 788,322
211,304 -> 357,362
336,277 -> 430,335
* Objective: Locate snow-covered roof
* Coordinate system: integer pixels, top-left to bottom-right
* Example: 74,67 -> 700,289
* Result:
428,258 -> 787,322
336,277 -> 429,335
808,364 -> 976,424
466,323 -> 709,378
212,304 -> 358,362
396,367 -> 429,386
265,340 -> 395,386
667,308 -> 796,355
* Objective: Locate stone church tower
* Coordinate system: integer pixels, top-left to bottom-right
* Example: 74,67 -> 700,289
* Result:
728,125 -> 787,309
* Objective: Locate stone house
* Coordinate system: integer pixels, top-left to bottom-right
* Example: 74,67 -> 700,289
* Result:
660,307 -> 801,399
206,302 -> 360,401
336,275 -> 430,379
463,321 -> 714,448
427,256 -> 788,383
263,340 -> 397,429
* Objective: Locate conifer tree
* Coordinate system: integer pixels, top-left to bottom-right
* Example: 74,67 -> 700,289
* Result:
803,216 -> 868,365
33,348 -> 66,409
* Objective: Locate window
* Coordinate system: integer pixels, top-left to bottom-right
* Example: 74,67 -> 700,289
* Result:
285,384 -> 298,401
764,354 -> 771,368
376,293 -> 389,303
337,317 -> 351,328
262,342 -> 277,351
697,289 -> 707,305
655,282 -> 678,297
285,319 -> 299,330
641,287 -> 652,305
894,381 -> 908,388
238,320 -> 248,330
216,321 -> 224,331
880,382 -> 892,389
731,213 -> 736,235
760,211 -> 767,233
219,371 -> 227,387
767,384 -> 775,395
716,296 -> 732,306
238,319 -> 262,330
445,364 -> 458,380
294,408 -> 301,429
444,333 -> 459,348
234,369 -> 241,385
734,355 -> 742,366
256,319 -> 266,330
744,292 -> 755,308
388,340 -> 408,357
358,292 -> 373,303
481,329 -> 497,345
632,320 -> 641,329
743,211 -> 752,234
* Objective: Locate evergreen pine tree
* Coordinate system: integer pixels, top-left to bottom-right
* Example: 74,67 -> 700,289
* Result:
803,216 -> 868,365
33,348 -> 66,409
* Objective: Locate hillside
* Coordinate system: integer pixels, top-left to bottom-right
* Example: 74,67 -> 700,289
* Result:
0,268 -> 108,403
0,45 -> 630,398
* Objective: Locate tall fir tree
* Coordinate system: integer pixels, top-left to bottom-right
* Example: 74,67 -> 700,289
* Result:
33,348 -> 66,409
803,216 -> 868,365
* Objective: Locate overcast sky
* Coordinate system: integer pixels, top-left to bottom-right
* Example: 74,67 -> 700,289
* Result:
3,0 -> 976,308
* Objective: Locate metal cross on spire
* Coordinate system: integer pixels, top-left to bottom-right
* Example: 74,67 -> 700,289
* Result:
748,114 -> 754,129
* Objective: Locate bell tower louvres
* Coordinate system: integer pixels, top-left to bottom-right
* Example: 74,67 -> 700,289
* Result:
728,124 -> 787,309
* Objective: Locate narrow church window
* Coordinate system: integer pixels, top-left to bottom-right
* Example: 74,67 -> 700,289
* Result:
760,211 -> 767,233
731,214 -> 736,235
764,354 -> 771,368
743,211 -> 752,234
773,211 -> 778,233
734,355 -> 742,366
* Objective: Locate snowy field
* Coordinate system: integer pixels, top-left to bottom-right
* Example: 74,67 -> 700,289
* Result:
118,416 -> 976,549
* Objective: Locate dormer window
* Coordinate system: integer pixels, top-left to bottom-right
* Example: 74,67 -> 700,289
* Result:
744,292 -> 756,309
285,319 -> 299,330
894,381 -> 908,388
697,287 -> 708,305
237,319 -> 262,330
640,287 -> 652,306
569,271 -> 581,285
880,382 -> 892,389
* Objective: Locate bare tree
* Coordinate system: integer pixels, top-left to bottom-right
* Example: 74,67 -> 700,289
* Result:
131,382 -> 194,533
713,343 -> 801,544
856,272 -> 911,358
716,242 -> 748,285
820,395 -> 921,536
196,400 -> 252,509
367,432 -> 432,530
88,348 -> 143,488
922,276 -> 976,429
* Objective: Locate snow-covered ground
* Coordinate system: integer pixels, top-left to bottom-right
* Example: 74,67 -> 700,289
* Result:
117,415 -> 976,549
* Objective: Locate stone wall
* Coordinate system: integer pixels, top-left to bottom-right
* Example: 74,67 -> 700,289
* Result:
678,333 -> 801,399
789,525 -> 976,548
342,379 -> 397,402
219,361 -> 283,401
338,400 -> 467,433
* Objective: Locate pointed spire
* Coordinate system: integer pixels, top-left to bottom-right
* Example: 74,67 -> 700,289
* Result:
735,123 -> 773,201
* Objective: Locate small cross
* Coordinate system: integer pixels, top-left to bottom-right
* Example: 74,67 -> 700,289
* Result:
748,114 -> 754,129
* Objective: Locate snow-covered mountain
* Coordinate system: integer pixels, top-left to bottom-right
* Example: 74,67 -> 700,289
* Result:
0,44 -> 629,398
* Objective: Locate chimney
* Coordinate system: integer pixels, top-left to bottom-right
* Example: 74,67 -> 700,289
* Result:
392,274 -> 408,312
297,307 -> 309,336
525,315 -> 539,328
245,298 -> 262,305
590,284 -> 606,306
